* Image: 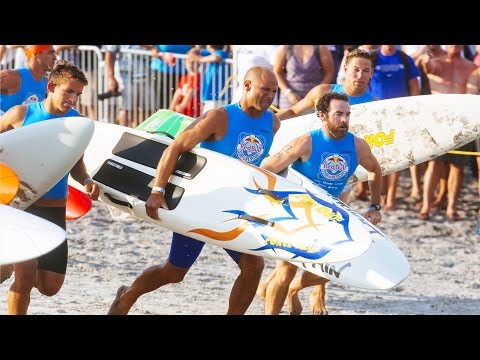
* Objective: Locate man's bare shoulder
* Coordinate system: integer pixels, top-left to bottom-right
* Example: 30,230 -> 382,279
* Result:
308,83 -> 332,102
0,69 -> 21,91
353,134 -> 371,153
0,68 -> 20,78
185,107 -> 228,139
201,107 -> 228,124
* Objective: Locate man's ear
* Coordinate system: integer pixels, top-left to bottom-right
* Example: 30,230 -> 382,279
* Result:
316,111 -> 325,121
47,82 -> 56,93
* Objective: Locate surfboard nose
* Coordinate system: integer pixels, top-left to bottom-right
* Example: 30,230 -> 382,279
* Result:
0,117 -> 96,210
57,116 -> 95,151
299,232 -> 410,290
361,234 -> 410,289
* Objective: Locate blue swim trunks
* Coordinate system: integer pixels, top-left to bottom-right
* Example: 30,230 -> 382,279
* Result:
169,232 -> 242,268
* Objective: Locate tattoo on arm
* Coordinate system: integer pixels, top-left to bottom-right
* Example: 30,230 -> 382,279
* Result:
274,144 -> 293,158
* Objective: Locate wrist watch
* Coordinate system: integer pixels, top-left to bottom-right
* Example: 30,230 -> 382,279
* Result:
369,203 -> 382,211
151,186 -> 166,195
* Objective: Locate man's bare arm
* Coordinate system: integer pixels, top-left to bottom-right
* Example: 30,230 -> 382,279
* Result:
0,69 -> 20,95
262,133 -> 311,174
0,105 -> 27,133
355,137 -> 382,205
276,83 -> 331,120
151,108 -> 228,189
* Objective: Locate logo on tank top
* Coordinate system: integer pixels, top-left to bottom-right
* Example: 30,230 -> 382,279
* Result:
235,133 -> 265,164
319,153 -> 349,180
22,94 -> 40,105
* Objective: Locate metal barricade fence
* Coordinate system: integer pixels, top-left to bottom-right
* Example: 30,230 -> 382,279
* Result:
8,46 -> 233,126
107,48 -> 233,126
56,46 -> 103,120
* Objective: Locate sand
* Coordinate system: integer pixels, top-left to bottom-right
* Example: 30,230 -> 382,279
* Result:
1,168 -> 479,315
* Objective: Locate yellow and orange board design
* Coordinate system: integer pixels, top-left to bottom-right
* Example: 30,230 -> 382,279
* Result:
0,162 -> 19,205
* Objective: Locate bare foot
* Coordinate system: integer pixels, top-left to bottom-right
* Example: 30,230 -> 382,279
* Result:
256,281 -> 267,302
107,285 -> 129,315
354,191 -> 369,201
0,264 -> 14,284
310,292 -> 328,315
287,289 -> 303,315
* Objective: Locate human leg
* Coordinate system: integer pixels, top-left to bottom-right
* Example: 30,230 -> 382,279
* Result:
33,205 -> 68,296
446,163 -> 463,220
475,139 -> 480,198
7,259 -> 37,314
384,171 -> 401,211
354,181 -> 369,201
309,281 -> 329,315
256,265 -> 276,302
477,156 -> 480,198
7,205 -> 68,314
264,260 -> 297,315
442,147 -> 470,219
281,190 -> 350,315
224,249 -> 264,315
287,270 -> 329,315
417,160 -> 441,219
0,264 -> 14,284
409,163 -> 427,199
107,232 -> 204,315
433,162 -> 449,209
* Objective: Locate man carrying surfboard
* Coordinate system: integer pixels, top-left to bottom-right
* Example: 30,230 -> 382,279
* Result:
259,49 -> 379,315
260,92 -> 383,315
0,60 -> 99,314
107,65 -> 280,315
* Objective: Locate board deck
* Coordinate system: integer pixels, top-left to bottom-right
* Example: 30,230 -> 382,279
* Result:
0,204 -> 66,265
271,94 -> 480,183
69,121 -> 385,265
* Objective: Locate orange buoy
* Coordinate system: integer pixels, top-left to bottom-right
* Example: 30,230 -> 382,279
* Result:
65,185 -> 92,220
0,162 -> 20,205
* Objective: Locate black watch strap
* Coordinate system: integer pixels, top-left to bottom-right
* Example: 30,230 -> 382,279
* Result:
369,203 -> 382,211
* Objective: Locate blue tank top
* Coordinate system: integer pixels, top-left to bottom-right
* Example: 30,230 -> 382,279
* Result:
292,128 -> 358,197
330,83 -> 375,105
0,68 -> 47,113
199,103 -> 274,166
22,102 -> 80,200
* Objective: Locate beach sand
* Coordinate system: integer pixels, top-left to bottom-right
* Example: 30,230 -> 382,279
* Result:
1,168 -> 480,315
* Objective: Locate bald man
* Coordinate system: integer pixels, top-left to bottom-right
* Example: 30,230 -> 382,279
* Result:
108,66 -> 280,315
0,45 -> 57,115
